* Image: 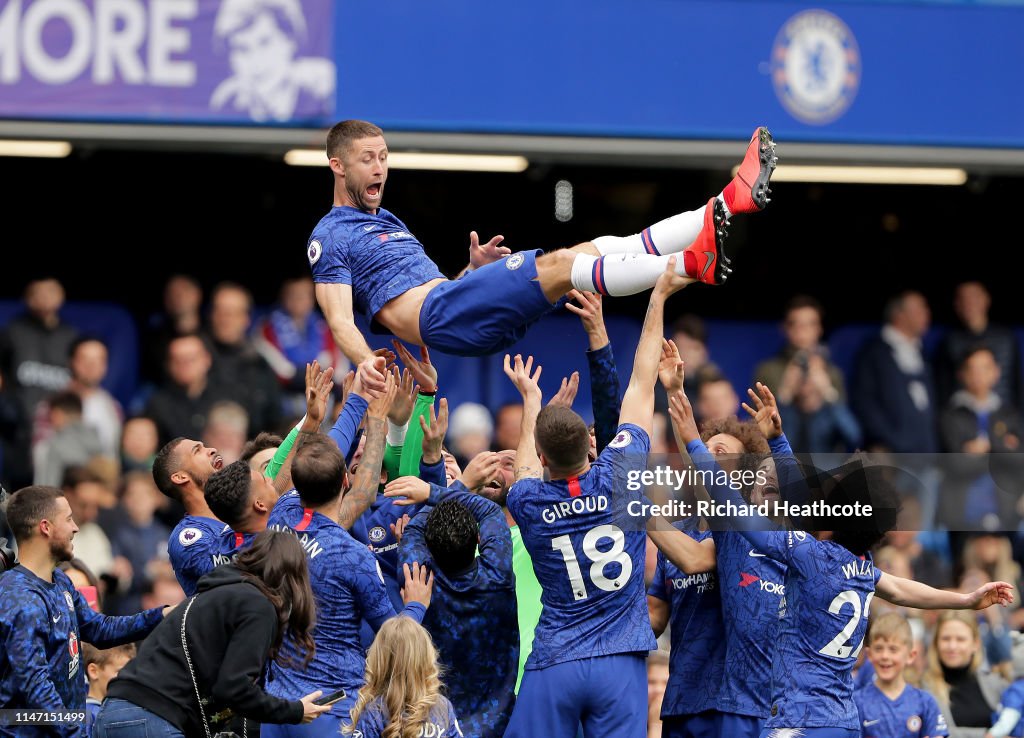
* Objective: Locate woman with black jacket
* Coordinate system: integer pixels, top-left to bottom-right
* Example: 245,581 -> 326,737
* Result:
95,530 -> 331,737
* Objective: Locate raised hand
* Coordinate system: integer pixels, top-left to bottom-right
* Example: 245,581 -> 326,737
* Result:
547,372 -> 580,409
502,353 -> 542,404
354,355 -> 388,397
469,230 -> 512,269
366,369 -> 398,420
390,513 -> 412,543
401,561 -> 434,608
459,451 -> 503,491
565,289 -> 609,349
392,340 -> 437,393
967,581 -> 1015,610
304,361 -> 335,429
383,476 -> 431,506
420,397 -> 449,465
742,381 -> 783,440
653,255 -> 692,297
667,390 -> 700,445
387,368 -> 418,427
657,339 -> 684,394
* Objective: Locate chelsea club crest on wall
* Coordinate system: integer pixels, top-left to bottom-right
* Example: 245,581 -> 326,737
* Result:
772,9 -> 861,125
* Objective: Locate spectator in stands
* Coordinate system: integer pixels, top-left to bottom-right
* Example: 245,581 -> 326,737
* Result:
448,403 -> 493,467
202,400 -> 250,465
67,336 -> 123,458
752,295 -> 857,452
121,416 -> 159,473
205,281 -> 282,435
695,374 -> 739,424
0,277 -> 78,487
0,368 -> 22,486
58,557 -> 103,609
61,466 -> 126,586
667,315 -> 722,406
143,274 -> 203,384
493,402 -> 522,453
961,534 -> 1022,623
255,275 -> 344,418
33,391 -> 104,488
939,347 -> 1024,531
884,498 -> 952,589
936,282 -> 1022,411
145,334 -> 232,446
853,291 -> 938,453
139,563 -> 185,611
647,651 -> 670,738
923,610 -> 1008,735
108,471 -> 172,615
755,295 -> 845,396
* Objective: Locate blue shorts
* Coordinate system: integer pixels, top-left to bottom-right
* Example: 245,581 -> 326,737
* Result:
419,249 -> 557,356
719,712 -> 764,738
662,711 -> 720,738
504,653 -> 646,738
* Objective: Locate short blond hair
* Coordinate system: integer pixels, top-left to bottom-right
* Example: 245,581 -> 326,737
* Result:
867,612 -> 913,648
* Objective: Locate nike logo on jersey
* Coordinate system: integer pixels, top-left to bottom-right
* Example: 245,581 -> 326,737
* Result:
699,251 -> 715,279
52,613 -> 60,623
363,225 -> 375,231
748,549 -> 766,557
863,719 -> 880,726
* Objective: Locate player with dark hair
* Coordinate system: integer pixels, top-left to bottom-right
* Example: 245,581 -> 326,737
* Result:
263,377 -> 436,738
389,451 -> 518,738
499,260 -> 690,738
309,119 -> 777,390
0,486 -> 169,735
152,436 -> 236,596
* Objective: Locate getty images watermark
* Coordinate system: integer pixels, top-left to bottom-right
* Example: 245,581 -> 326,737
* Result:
622,465 -> 875,520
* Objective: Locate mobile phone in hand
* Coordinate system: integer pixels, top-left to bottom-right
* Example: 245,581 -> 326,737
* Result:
313,688 -> 346,707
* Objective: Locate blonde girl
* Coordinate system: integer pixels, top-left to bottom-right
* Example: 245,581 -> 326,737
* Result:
345,616 -> 462,738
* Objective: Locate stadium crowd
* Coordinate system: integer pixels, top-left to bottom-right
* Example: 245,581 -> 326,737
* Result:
2,122 -> 1024,738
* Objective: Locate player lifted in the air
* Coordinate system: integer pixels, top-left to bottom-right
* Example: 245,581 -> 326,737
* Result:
308,119 -> 776,387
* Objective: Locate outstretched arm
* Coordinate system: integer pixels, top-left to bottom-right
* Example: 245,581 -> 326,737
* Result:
876,573 -> 1014,610
619,259 -> 690,436
503,354 -> 544,481
315,282 -> 386,393
646,520 -> 717,574
567,289 -> 621,453
337,373 -> 397,529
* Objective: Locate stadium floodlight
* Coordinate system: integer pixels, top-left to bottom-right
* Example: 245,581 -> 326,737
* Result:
0,140 -> 72,158
285,149 -> 529,172
735,164 -> 967,186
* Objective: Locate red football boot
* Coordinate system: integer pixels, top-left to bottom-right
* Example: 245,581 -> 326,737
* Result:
683,198 -> 732,286
722,126 -> 777,214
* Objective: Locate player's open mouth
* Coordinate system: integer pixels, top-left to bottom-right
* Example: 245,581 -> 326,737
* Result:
367,183 -> 381,197
486,479 -> 503,490
761,486 -> 780,501
213,455 -> 224,470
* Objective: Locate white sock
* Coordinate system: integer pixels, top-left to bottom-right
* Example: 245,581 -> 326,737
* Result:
592,206 -> 705,257
570,253 -> 694,296
717,193 -> 733,220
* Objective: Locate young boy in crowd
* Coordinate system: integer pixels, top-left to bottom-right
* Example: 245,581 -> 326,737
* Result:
83,643 -> 136,735
855,613 -> 948,738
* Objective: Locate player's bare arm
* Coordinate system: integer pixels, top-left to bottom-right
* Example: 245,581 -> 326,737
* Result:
646,522 -> 717,576
876,572 -> 1014,610
503,353 -> 544,481
337,371 -> 397,529
315,281 -> 374,365
618,258 -> 691,435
